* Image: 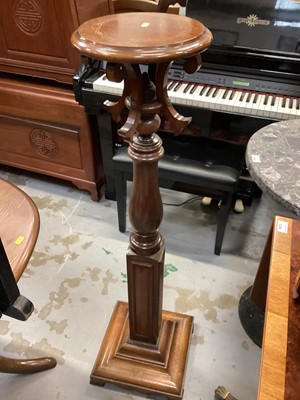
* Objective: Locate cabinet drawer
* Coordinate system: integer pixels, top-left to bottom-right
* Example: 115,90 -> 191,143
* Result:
0,75 -> 104,201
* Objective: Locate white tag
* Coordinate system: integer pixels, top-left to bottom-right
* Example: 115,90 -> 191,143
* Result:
277,220 -> 288,234
251,154 -> 261,163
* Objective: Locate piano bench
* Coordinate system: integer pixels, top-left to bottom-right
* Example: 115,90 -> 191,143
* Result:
113,135 -> 245,255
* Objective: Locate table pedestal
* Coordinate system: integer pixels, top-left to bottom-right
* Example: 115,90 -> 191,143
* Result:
90,69 -> 194,397
71,12 -> 212,399
238,220 -> 274,347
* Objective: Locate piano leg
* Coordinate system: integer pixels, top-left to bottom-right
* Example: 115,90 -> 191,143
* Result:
96,111 -> 117,200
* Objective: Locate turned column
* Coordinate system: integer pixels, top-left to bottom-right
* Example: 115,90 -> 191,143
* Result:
126,71 -> 164,344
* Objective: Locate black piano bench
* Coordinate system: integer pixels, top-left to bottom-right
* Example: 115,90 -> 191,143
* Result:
113,134 -> 245,255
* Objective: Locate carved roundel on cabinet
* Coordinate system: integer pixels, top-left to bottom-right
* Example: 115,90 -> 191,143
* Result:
14,0 -> 42,35
30,129 -> 59,158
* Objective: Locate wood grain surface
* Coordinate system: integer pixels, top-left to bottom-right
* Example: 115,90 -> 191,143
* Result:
0,178 -> 39,281
258,216 -> 300,399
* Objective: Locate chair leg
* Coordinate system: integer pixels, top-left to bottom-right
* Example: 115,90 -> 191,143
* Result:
214,193 -> 233,256
115,170 -> 127,233
0,355 -> 57,374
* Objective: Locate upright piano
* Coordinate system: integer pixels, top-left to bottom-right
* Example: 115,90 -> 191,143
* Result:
74,0 -> 300,200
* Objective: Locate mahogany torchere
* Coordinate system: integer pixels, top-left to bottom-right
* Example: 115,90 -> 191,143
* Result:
71,12 -> 212,399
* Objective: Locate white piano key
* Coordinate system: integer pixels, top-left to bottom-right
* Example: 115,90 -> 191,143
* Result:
168,82 -> 190,105
193,85 -> 217,110
191,85 -> 207,108
223,90 -> 241,113
277,97 -> 290,120
292,98 -> 300,119
262,95 -> 273,118
93,74 -> 123,95
272,96 -> 284,120
210,88 -> 227,110
283,97 -> 294,119
243,92 -> 255,115
236,91 -> 249,114
247,93 -> 265,117
173,82 -> 196,104
264,95 -> 279,119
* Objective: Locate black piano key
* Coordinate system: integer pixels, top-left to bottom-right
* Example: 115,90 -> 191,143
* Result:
282,97 -> 286,107
200,86 -> 208,95
222,89 -> 229,99
288,98 -> 293,109
246,92 -> 252,103
229,91 -> 235,100
296,99 -> 300,110
206,87 -> 214,96
168,81 -> 177,90
271,96 -> 275,106
190,85 -> 198,94
263,95 -> 269,105
184,83 -> 193,93
174,82 -> 181,92
253,93 -> 259,104
212,88 -> 219,98
239,92 -> 245,101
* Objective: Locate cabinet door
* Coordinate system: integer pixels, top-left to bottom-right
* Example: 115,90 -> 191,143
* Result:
0,0 -> 109,83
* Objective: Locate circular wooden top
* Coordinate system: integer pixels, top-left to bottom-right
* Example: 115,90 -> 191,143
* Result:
0,179 -> 39,281
71,12 -> 212,63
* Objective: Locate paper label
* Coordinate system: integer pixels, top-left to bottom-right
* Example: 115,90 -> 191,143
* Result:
277,220 -> 288,234
251,154 -> 261,163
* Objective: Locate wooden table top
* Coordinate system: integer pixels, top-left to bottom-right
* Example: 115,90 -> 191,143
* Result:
71,12 -> 212,63
258,216 -> 300,399
0,179 -> 39,281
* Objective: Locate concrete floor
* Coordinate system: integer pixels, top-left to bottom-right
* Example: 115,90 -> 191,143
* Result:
0,166 -> 294,400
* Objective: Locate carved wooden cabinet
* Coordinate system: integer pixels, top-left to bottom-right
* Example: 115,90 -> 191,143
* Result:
0,0 -> 110,200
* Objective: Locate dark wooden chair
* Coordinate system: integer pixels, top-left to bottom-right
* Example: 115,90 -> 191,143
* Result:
113,133 -> 245,255
0,178 -> 56,373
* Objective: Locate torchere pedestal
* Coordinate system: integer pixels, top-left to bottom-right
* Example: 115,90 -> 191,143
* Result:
71,12 -> 212,399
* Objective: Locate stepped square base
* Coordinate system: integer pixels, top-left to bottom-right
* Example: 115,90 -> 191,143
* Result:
90,301 -> 194,400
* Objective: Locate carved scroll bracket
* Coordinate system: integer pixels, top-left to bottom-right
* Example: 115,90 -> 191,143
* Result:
104,63 -> 143,142
155,54 -> 202,135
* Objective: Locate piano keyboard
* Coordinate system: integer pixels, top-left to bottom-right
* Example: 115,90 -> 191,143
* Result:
92,73 -> 300,121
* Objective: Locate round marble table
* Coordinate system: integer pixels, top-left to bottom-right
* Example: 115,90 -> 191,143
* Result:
246,118 -> 300,217
239,118 -> 300,347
